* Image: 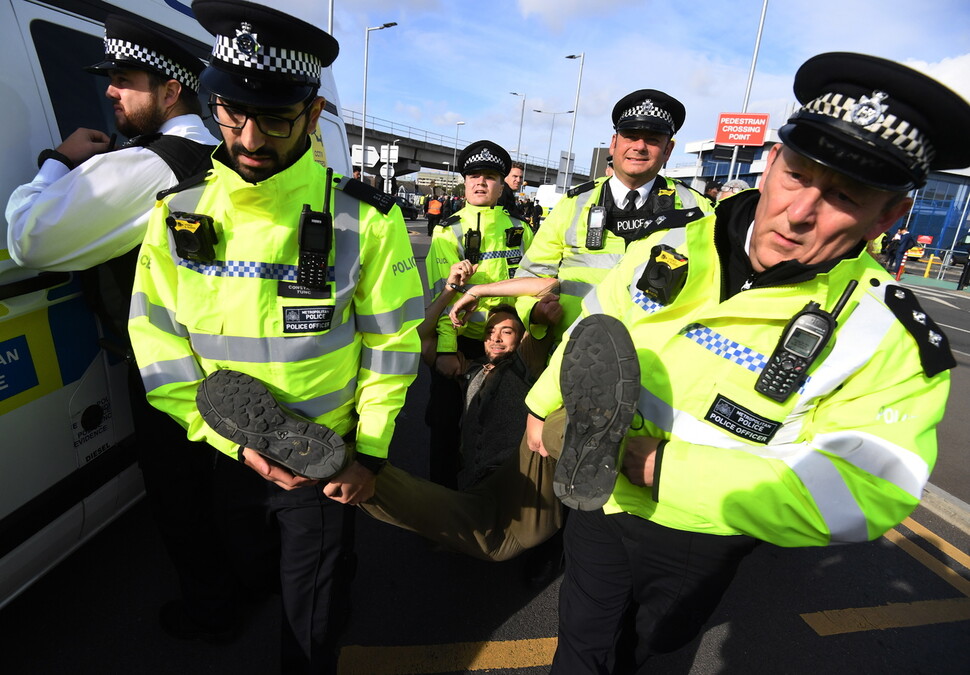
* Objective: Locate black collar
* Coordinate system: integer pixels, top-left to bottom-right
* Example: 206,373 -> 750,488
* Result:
714,190 -> 866,299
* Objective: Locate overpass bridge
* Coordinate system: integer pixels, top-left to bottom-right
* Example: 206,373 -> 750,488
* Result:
342,109 -> 590,189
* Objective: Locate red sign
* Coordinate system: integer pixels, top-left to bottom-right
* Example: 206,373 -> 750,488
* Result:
916,235 -> 933,245
715,113 -> 770,146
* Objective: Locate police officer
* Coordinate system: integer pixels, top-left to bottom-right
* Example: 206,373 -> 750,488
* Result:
526,53 -> 969,673
5,16 -> 238,642
128,1 -> 423,671
455,90 -> 711,349
425,140 -> 533,487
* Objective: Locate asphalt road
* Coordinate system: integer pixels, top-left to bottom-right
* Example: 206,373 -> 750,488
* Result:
1,223 -> 967,674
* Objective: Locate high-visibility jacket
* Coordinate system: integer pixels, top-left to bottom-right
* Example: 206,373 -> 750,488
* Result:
526,200 -> 949,547
427,199 -> 442,215
426,204 -> 533,353
514,175 -> 711,344
129,149 -> 423,461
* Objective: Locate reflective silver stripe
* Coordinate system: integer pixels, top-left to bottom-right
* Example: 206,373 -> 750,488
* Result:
432,278 -> 446,296
361,347 -> 419,375
449,220 -> 466,259
559,279 -> 594,300
563,187 -> 599,248
515,255 -> 556,277
785,450 -> 869,543
331,188 -> 362,322
130,292 -> 189,338
673,181 -> 698,209
560,252 -> 621,272
289,377 -> 357,418
814,431 -> 928,501
357,295 -> 424,334
139,355 -> 204,393
189,319 -> 356,363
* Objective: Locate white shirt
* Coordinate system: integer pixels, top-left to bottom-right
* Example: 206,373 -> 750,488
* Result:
607,175 -> 658,211
5,114 -> 218,271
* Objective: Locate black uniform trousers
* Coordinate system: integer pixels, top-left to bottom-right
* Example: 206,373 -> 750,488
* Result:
213,453 -> 356,675
129,367 -> 239,629
552,508 -> 759,674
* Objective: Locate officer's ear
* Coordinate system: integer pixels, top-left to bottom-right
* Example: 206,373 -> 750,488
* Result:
159,79 -> 182,111
305,96 -> 326,135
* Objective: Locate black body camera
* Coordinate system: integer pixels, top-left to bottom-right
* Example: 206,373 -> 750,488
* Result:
167,211 -> 218,263
637,244 -> 688,305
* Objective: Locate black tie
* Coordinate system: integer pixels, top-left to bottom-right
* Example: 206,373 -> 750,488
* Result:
624,189 -> 639,213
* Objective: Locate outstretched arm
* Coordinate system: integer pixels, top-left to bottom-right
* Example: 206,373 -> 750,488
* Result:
450,276 -> 560,327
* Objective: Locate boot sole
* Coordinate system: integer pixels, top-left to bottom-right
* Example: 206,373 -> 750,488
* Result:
554,314 -> 640,510
196,370 -> 346,480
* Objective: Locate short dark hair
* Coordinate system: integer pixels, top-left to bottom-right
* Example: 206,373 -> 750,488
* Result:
510,162 -> 524,171
486,303 -> 525,333
146,71 -> 202,116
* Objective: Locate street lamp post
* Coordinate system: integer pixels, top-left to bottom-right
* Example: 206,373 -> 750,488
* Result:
510,91 -> 526,164
452,121 -> 465,174
563,53 -> 585,192
534,109 -> 573,184
360,22 -> 397,177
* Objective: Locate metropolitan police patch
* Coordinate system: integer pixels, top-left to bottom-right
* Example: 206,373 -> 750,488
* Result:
705,395 -> 780,444
282,306 -> 334,333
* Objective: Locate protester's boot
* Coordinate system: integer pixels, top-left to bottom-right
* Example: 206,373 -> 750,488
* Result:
554,314 -> 640,510
197,369 -> 346,479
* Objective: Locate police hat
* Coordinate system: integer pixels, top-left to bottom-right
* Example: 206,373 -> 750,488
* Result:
85,15 -> 204,93
612,89 -> 686,136
779,52 -> 970,191
192,0 -> 339,107
457,140 -> 512,177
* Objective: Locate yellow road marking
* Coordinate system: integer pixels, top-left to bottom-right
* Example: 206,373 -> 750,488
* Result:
802,518 -> 970,635
883,526 -> 970,597
901,516 -> 970,572
338,637 -> 557,675
800,597 -> 970,636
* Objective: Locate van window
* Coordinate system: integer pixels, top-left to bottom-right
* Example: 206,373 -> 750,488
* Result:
30,20 -> 117,141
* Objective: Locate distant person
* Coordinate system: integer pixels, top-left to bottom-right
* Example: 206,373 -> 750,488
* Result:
717,178 -> 750,201
704,179 -> 722,205
498,161 -> 527,219
892,225 -> 919,274
425,193 -> 444,235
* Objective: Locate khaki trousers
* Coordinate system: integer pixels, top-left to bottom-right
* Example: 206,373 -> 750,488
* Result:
360,409 -> 566,561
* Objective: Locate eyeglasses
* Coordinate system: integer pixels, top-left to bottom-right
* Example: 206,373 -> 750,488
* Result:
208,98 -> 314,138
719,186 -> 745,194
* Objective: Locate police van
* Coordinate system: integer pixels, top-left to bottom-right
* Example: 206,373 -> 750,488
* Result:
0,0 -> 351,609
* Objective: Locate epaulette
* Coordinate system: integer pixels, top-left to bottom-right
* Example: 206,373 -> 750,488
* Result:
334,176 -> 395,215
156,169 -> 212,201
884,285 -> 955,377
441,214 -> 462,228
566,180 -> 596,198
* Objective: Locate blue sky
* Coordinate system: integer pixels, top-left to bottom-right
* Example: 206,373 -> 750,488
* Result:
276,0 -> 970,176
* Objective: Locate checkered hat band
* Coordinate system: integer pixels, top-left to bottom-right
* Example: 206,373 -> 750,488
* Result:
104,37 -> 200,92
619,100 -> 674,127
801,92 -> 933,174
463,148 -> 507,172
213,35 -> 322,83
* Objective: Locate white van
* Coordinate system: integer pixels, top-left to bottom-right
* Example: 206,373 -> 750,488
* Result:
0,0 -> 351,609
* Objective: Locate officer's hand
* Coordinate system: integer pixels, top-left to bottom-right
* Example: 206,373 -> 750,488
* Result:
448,260 -> 477,287
241,447 -> 320,490
530,294 -> 563,326
323,461 -> 376,505
55,128 -> 113,166
621,436 -> 660,487
526,413 -> 548,457
435,353 -> 463,378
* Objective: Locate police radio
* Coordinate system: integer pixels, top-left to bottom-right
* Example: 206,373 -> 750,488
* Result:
167,211 -> 218,263
296,167 -> 334,290
755,281 -> 857,402
464,212 -> 482,264
585,206 -> 607,250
